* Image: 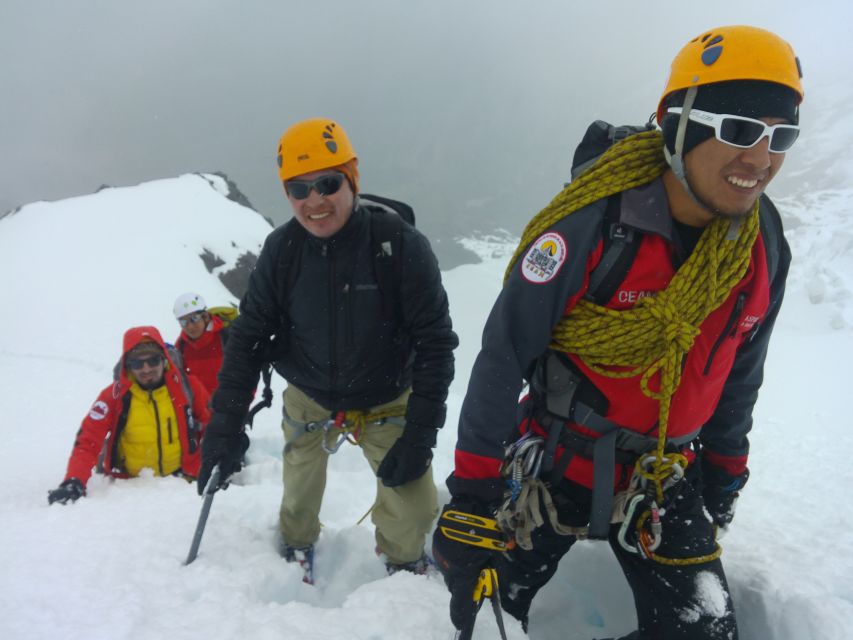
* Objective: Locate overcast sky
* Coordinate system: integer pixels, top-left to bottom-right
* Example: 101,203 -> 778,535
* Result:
2,0 -> 851,262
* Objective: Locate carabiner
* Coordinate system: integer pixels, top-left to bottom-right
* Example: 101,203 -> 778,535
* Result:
321,412 -> 348,455
617,493 -> 646,555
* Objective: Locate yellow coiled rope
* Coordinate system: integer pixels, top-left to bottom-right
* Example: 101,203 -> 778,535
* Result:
505,131 -> 759,562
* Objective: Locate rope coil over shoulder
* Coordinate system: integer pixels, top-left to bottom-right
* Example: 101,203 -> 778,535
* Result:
501,130 -> 759,564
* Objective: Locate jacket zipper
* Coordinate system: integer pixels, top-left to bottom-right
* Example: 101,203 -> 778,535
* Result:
150,391 -> 165,476
167,417 -> 173,444
343,283 -> 353,347
703,292 -> 747,375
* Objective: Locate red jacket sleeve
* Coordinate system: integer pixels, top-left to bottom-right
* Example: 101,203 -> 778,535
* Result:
188,375 -> 212,429
64,385 -> 122,485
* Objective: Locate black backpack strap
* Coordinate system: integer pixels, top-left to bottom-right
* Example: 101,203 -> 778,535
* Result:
758,193 -> 782,283
368,208 -> 407,321
360,193 -> 415,226
276,221 -> 307,308
584,194 -> 641,305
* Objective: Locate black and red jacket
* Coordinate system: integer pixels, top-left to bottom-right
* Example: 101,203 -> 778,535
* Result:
453,178 -> 791,493
64,326 -> 212,485
175,315 -> 228,397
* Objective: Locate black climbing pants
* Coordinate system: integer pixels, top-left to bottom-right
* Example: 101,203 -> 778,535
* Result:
496,476 -> 738,640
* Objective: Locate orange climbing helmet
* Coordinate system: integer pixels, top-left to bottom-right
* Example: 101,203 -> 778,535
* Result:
657,25 -> 804,123
276,118 -> 358,182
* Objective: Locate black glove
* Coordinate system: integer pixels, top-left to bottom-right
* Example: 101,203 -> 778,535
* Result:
376,424 -> 437,487
433,500 -> 499,631
702,459 -> 749,529
197,413 -> 247,496
432,476 -> 506,631
48,478 -> 86,505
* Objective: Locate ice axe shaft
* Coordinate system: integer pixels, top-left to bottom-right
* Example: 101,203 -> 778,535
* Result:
184,465 -> 221,565
452,567 -> 508,640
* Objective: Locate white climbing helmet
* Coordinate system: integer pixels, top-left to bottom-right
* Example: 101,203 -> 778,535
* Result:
172,292 -> 207,319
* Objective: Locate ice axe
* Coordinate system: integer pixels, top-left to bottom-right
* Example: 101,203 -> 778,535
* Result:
184,464 -> 221,565
439,509 -> 509,640
453,567 -> 508,640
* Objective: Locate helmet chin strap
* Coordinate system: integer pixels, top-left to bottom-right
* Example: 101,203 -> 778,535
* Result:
662,85 -> 717,213
663,86 -> 745,236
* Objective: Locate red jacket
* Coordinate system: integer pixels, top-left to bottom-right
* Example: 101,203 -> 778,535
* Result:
175,316 -> 227,396
453,179 -> 790,492
64,326 -> 211,485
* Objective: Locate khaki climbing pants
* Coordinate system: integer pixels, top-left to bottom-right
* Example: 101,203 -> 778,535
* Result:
279,384 -> 438,565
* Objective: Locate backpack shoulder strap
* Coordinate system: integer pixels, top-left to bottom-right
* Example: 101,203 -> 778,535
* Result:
360,193 -> 415,226
165,343 -> 194,407
758,193 -> 782,283
584,194 -> 642,305
276,220 -> 308,307
368,207 -> 407,320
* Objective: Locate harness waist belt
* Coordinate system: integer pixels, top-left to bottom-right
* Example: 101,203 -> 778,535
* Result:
547,401 -> 700,539
282,406 -> 406,441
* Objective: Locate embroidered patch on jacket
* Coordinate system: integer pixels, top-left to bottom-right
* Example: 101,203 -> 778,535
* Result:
521,232 -> 568,284
88,400 -> 109,421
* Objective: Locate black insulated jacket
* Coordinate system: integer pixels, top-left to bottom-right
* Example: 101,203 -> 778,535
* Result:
213,204 -> 458,430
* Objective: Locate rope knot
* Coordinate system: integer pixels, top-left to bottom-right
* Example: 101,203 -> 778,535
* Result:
647,300 -> 699,353
664,317 -> 699,351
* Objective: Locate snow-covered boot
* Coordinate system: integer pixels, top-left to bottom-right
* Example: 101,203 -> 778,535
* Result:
281,542 -> 315,585
385,552 -> 430,576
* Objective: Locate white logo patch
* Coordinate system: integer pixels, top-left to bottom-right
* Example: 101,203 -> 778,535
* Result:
521,232 -> 568,284
88,400 -> 109,421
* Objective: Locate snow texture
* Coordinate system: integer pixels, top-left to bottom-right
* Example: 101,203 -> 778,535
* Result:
1,173 -> 851,639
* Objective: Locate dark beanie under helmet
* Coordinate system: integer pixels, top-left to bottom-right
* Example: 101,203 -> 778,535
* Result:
661,79 -> 800,156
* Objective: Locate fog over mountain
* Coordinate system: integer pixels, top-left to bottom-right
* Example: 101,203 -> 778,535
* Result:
2,0 -> 851,265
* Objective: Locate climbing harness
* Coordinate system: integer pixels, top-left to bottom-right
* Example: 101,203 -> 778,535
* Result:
283,405 -> 407,454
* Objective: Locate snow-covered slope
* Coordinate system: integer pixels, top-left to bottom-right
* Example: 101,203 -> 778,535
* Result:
0,176 -> 850,639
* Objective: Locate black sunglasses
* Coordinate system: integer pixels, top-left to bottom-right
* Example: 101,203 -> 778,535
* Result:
284,173 -> 345,200
127,355 -> 164,370
179,312 -> 205,328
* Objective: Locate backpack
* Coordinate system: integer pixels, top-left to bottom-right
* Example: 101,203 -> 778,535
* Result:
206,305 -> 239,328
571,120 -> 783,305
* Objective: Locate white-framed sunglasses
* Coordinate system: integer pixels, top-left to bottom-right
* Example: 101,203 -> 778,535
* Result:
667,107 -> 800,153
